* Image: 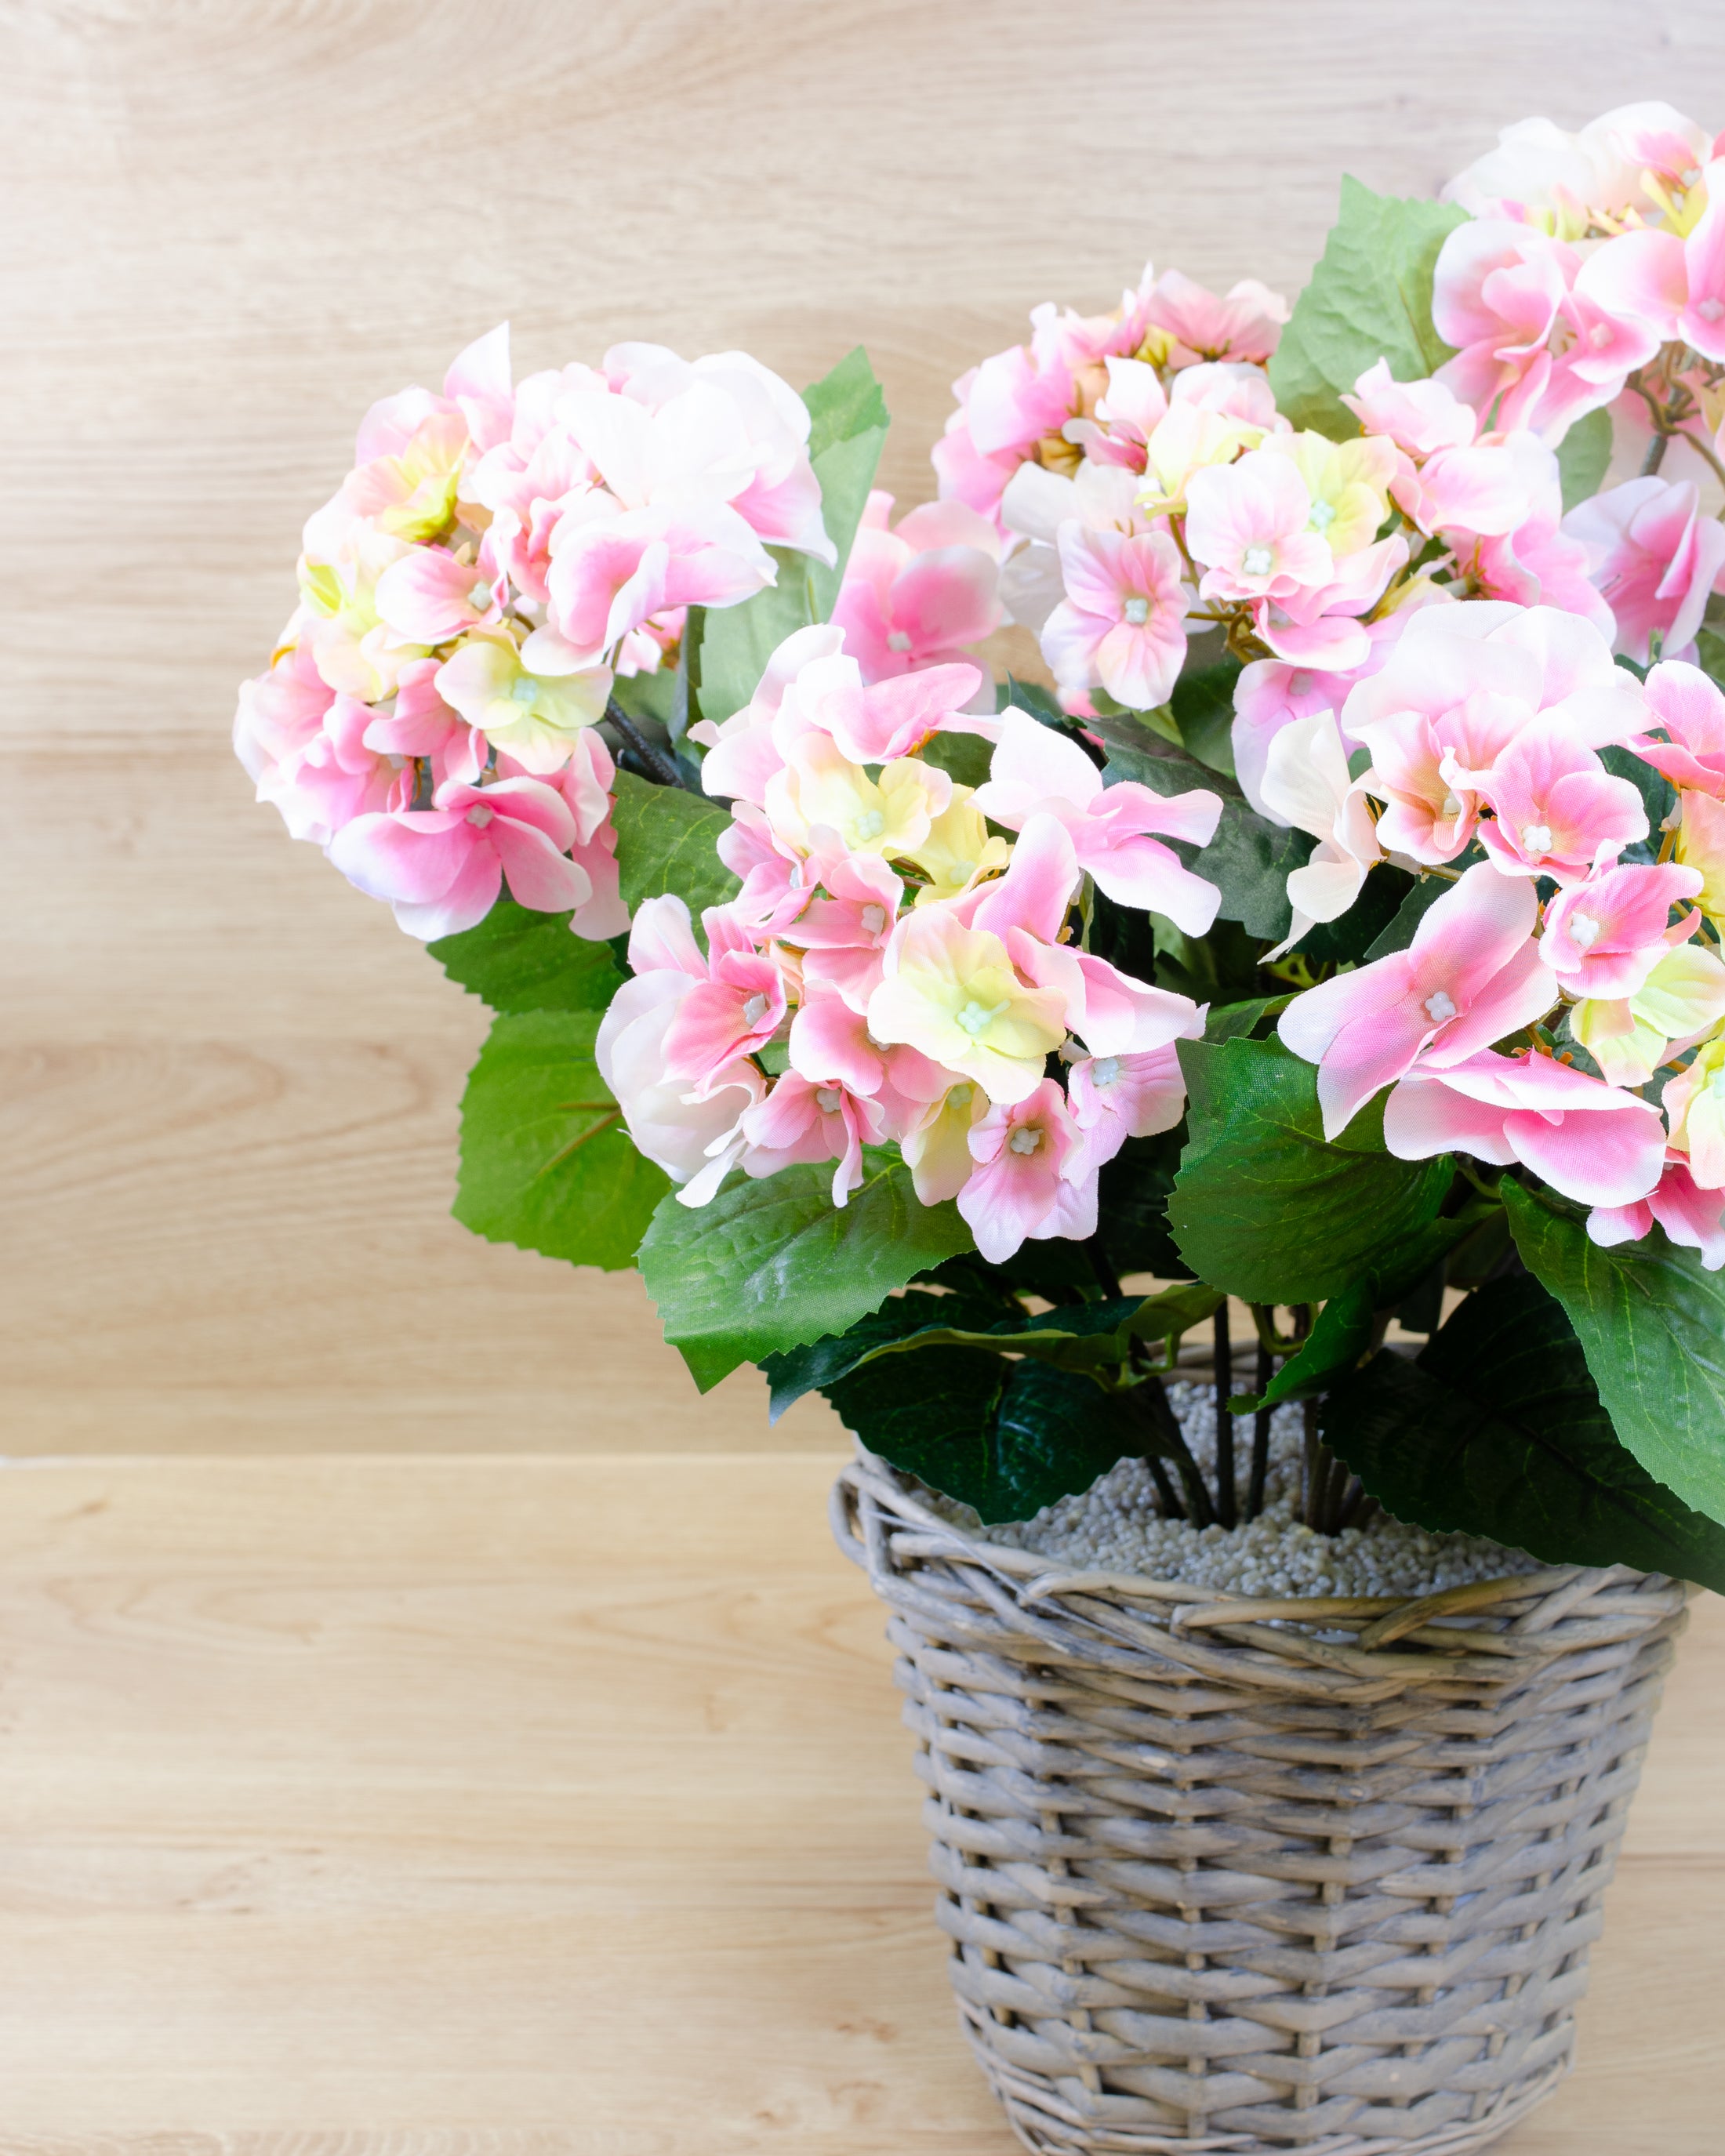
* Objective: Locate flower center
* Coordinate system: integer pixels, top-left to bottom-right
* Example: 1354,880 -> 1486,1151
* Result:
1520,822 -> 1553,857
742,993 -> 769,1025
1122,595 -> 1151,625
1008,1125 -> 1044,1156
1440,792 -> 1463,819
510,674 -> 539,705
886,630 -> 913,653
1241,543 -> 1275,577
1589,321 -> 1614,349
1091,1055 -> 1120,1087
815,1087 -> 843,1112
466,803 -> 495,829
946,860 -> 975,885
955,996 -> 1010,1037
860,904 -> 887,935
1423,989 -> 1458,1024
1699,298 -> 1725,323
468,579 -> 492,608
1309,498 -> 1336,531
1289,671 -> 1313,695
853,809 -> 886,841
946,1083 -> 972,1109
1570,912 -> 1602,949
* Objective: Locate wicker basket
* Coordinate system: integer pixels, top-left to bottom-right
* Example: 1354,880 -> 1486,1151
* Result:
832,1454 -> 1690,2155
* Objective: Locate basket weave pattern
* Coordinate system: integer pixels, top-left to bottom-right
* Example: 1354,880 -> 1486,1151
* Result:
833,1458 -> 1690,2155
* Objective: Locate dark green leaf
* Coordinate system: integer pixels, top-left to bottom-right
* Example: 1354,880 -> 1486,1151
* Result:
428,898 -> 624,1015
865,1280 -> 1221,1374
1505,1181 -> 1725,1523
1204,994 -> 1293,1044
697,347 -> 888,722
1152,915 -> 1266,1005
453,1010 -> 669,1270
1267,177 -> 1465,440
610,769 -> 740,926
1321,1275 -> 1725,1585
1237,1210 -> 1481,1410
1097,1129 -> 1194,1279
1002,674 -> 1064,726
762,1286 -> 1008,1421
1556,407 -> 1613,514
1292,866 -> 1416,967
829,1348 -> 1150,1523
1190,802 -> 1313,942
637,1150 -> 974,1392
609,665 -> 681,733
1170,1036 -> 1454,1303
1170,658 -> 1241,777
1697,626 -> 1725,693
1600,743 -> 1676,837
921,728 -> 995,789
1363,873 -> 1451,960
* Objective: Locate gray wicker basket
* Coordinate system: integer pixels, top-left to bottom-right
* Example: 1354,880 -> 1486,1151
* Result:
833,1455 -> 1690,2154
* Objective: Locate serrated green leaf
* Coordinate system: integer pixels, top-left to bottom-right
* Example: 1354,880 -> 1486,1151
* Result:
637,1150 -> 974,1391
1556,407 -> 1613,514
696,347 -> 889,723
428,898 -> 623,1015
1267,177 -> 1465,440
1320,1274 -> 1725,1584
453,1010 -> 670,1270
762,1286 -> 1011,1421
1170,1035 -> 1454,1303
610,768 -> 740,925
1505,1181 -> 1725,1523
1204,994 -> 1293,1044
828,1348 -> 1151,1523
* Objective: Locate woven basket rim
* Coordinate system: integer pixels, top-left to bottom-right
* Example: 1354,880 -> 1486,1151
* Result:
837,1453 -> 1687,1687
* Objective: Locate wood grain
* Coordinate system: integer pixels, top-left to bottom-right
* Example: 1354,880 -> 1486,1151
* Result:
0,1452 -> 1713,2151
9,0 -> 1725,1450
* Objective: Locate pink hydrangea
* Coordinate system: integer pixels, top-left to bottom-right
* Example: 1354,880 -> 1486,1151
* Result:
828,492 -> 1004,684
1563,477 -> 1725,665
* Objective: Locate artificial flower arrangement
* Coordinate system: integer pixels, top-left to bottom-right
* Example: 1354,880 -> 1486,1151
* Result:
238,101 -> 1725,1586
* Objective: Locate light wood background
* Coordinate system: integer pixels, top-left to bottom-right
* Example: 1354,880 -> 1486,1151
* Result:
11,0 -> 1725,1454
0,1451 -> 1715,2154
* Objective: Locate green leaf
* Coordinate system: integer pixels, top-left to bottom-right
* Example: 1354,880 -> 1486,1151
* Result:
428,897 -> 623,1016
1600,742 -> 1676,837
695,348 -> 889,722
453,1010 -> 670,1270
637,1150 -> 974,1391
1192,802 -> 1313,942
1002,675 -> 1063,726
1170,658 -> 1241,777
1267,177 -> 1465,440
1170,1036 -> 1454,1303
1237,1210 -> 1480,1410
921,728 -> 994,789
870,1281 -> 1220,1373
827,1348 -> 1151,1523
610,768 -> 740,926
1320,1275 -> 1725,1586
1556,407 -> 1613,514
1292,866 -> 1416,968
1505,1181 -> 1725,1523
1697,626 -> 1725,693
1364,873 -> 1451,960
1204,993 -> 1294,1044
762,1286 -> 1011,1421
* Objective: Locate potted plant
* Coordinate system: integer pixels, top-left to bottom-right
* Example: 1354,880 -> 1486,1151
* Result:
237,100 -> 1725,2154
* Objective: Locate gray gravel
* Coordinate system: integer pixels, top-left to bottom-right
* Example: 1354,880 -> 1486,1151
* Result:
923,1380 -> 1536,1599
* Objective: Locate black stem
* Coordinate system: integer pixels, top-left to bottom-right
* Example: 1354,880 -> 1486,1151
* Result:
605,699 -> 694,790
1147,1454 -> 1185,1522
1141,1376 -> 1215,1530
1248,1340 -> 1273,1523
1084,1234 -> 1124,1304
1213,1300 -> 1237,1530
1301,1401 -> 1322,1531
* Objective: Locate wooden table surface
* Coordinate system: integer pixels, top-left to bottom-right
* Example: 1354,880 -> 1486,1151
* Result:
0,1451 -> 1716,2154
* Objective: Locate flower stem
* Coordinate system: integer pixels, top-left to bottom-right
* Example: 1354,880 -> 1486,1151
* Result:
1247,1338 -> 1273,1524
1213,1298 -> 1237,1529
605,700 -> 695,790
